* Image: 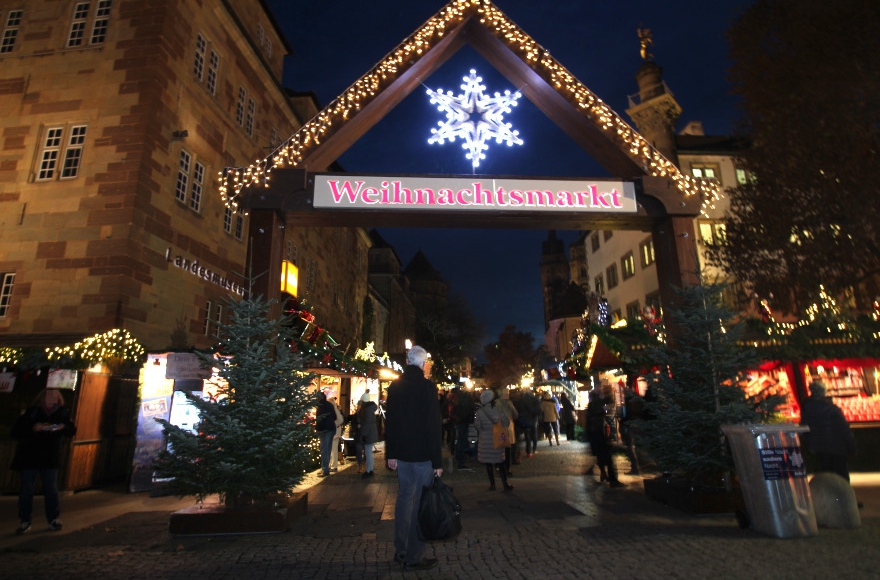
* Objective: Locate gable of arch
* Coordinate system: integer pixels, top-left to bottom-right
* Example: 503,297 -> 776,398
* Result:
224,0 -> 716,216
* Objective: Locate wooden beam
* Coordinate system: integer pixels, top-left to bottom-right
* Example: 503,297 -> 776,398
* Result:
462,20 -> 647,178
299,21 -> 470,171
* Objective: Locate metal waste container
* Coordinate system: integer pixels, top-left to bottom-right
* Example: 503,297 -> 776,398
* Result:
721,424 -> 817,538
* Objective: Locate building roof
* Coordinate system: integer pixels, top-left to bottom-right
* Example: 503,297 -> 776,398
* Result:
541,230 -> 566,256
675,134 -> 750,156
404,250 -> 445,283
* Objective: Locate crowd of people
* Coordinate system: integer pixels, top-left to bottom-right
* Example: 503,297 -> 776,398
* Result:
13,362 -> 860,576
307,351 -> 861,576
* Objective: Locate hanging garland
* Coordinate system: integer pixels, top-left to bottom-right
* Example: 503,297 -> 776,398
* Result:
0,328 -> 145,371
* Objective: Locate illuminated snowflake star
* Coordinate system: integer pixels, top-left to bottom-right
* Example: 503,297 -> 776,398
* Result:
426,69 -> 523,168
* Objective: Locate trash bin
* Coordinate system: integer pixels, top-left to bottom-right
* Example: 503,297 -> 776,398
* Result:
721,424 -> 817,538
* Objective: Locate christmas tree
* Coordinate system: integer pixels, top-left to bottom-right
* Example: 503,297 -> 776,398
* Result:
154,291 -> 318,509
638,278 -> 782,488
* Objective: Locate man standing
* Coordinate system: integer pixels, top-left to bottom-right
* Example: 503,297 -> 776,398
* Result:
385,345 -> 443,571
10,388 -> 77,534
315,391 -> 337,478
800,380 -> 857,481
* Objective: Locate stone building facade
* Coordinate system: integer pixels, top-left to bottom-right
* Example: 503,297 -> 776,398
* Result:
0,0 -> 369,352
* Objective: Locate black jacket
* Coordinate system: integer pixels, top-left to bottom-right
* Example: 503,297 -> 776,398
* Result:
384,365 -> 442,468
10,405 -> 77,470
315,397 -> 337,433
800,396 -> 857,456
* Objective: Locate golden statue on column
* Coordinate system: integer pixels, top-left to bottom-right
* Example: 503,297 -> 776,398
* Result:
638,26 -> 654,61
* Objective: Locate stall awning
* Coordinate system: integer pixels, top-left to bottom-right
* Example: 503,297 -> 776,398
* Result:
586,334 -> 622,370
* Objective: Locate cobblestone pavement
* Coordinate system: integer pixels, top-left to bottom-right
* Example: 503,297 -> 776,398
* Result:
2,440 -> 879,580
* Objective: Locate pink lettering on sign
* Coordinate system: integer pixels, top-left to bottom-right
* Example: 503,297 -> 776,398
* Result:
327,180 -> 364,203
319,178 -> 632,212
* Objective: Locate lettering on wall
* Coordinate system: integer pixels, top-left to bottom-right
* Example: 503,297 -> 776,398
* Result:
164,248 -> 245,296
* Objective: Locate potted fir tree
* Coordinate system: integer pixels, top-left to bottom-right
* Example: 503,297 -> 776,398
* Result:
154,290 -> 318,534
638,278 -> 783,514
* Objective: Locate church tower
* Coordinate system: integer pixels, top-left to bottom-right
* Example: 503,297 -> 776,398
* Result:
540,231 -> 571,330
568,232 -> 589,293
625,28 -> 682,166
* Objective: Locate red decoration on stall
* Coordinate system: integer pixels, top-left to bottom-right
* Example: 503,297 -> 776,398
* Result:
642,305 -> 661,335
759,299 -> 772,324
307,326 -> 323,344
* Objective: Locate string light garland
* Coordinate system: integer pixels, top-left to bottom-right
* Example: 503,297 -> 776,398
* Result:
45,328 -> 145,366
0,347 -> 22,365
218,0 -> 718,216
1,329 -> 145,370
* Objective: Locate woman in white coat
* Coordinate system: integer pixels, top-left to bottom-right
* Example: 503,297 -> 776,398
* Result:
474,390 -> 513,492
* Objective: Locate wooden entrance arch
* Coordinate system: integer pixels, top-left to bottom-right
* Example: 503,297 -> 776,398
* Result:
233,0 -> 708,312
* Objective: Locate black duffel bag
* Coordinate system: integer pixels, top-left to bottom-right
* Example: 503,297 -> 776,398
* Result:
417,475 -> 462,542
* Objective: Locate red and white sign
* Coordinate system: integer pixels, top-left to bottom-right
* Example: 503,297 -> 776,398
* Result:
313,174 -> 638,214
0,372 -> 15,394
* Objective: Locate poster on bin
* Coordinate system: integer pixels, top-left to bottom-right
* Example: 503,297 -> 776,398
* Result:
759,447 -> 807,480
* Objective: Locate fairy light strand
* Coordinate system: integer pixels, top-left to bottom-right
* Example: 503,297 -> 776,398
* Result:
218,0 -> 719,216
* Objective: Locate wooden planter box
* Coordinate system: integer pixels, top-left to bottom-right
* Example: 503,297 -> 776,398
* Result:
169,492 -> 308,535
643,476 -> 744,516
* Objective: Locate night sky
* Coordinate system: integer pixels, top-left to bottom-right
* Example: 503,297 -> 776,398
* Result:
265,0 -> 755,351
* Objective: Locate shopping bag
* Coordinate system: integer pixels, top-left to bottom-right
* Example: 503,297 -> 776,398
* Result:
417,476 -> 462,542
492,421 -> 510,448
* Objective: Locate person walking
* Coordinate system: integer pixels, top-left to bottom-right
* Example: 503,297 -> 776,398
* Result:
558,392 -> 577,441
587,390 -> 623,487
385,345 -> 443,572
496,388 -> 519,469
800,380 -> 857,481
451,387 -> 475,469
620,389 -> 646,475
315,391 -> 337,478
10,388 -> 77,534
328,396 -> 345,473
356,392 -> 379,479
541,391 -> 560,446
474,390 -> 514,492
518,390 -> 541,457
